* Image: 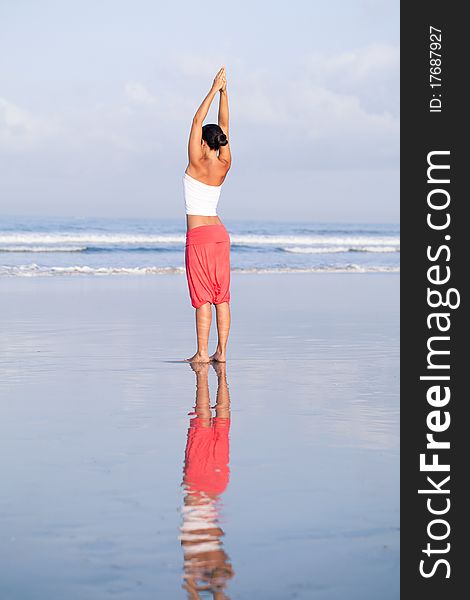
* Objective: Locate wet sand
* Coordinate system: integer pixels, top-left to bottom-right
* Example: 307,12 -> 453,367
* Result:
0,273 -> 399,599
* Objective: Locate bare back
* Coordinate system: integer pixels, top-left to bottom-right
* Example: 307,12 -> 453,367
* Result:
185,156 -> 228,187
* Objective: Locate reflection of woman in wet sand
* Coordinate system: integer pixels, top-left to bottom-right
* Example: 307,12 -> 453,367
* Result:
179,361 -> 234,599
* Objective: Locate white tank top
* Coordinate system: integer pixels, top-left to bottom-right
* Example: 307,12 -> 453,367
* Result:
183,172 -> 223,216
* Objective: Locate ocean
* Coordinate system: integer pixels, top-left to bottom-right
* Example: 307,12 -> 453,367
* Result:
0,216 -> 399,277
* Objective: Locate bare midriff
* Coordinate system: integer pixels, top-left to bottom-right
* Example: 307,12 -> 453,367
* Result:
186,214 -> 223,231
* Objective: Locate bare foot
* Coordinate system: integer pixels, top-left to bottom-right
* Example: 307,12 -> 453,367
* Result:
184,352 -> 210,363
209,350 -> 226,362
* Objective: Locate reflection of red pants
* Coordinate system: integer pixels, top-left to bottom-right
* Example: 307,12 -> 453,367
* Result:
183,417 -> 230,496
185,225 -> 231,309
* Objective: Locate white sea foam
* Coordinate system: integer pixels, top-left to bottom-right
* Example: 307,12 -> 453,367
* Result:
233,266 -> 399,274
0,233 -> 185,245
0,264 -> 185,277
0,232 -> 399,247
282,245 -> 400,254
0,245 -> 87,253
0,264 -> 399,277
231,235 -> 399,247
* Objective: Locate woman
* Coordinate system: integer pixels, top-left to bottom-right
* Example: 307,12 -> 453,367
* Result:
184,66 -> 232,364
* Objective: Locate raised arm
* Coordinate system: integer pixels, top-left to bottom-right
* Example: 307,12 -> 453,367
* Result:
187,67 -> 225,166
218,88 -> 229,137
217,77 -> 231,168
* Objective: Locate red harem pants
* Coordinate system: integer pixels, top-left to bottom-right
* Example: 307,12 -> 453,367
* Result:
185,224 -> 231,309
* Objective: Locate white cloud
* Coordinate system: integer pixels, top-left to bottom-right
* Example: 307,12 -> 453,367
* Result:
307,44 -> 399,82
286,81 -> 397,139
304,44 -> 399,116
231,47 -> 399,169
0,45 -> 399,171
0,97 -> 58,152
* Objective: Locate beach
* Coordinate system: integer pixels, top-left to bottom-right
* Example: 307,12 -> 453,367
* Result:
0,272 -> 399,599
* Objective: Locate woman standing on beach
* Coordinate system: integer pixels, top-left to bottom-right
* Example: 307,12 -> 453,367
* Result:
183,66 -> 232,364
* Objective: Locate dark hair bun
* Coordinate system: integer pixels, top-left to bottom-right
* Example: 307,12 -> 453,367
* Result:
217,133 -> 228,147
201,124 -> 228,150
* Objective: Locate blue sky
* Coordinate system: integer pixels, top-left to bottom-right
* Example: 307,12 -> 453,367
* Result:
0,0 -> 399,222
